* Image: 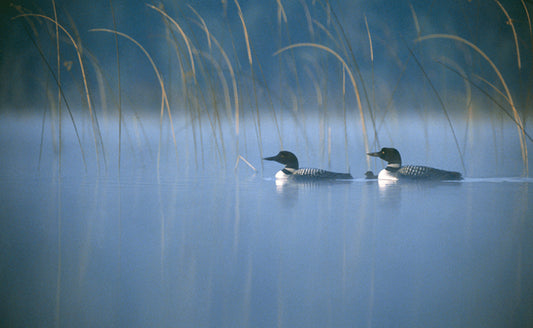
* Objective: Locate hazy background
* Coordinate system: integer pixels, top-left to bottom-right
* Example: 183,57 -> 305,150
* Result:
1,2 -> 533,328
0,0 -> 532,176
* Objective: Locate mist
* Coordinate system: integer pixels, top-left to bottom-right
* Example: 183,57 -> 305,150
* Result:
1,1 -> 533,328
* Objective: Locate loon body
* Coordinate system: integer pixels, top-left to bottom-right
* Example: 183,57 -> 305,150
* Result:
367,147 -> 462,181
264,151 -> 353,180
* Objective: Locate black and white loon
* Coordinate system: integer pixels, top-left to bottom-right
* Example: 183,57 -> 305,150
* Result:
367,147 -> 462,181
264,151 -> 353,180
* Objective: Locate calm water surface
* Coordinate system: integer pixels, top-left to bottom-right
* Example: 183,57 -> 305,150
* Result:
1,172 -> 532,328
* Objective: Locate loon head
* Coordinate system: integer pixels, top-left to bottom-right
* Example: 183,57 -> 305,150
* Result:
365,171 -> 378,179
367,147 -> 402,166
263,151 -> 299,170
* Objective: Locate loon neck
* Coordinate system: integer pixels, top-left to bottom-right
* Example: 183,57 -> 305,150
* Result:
282,167 -> 296,175
386,163 -> 401,171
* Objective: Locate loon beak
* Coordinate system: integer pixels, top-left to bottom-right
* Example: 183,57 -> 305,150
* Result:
367,151 -> 380,157
263,155 -> 278,161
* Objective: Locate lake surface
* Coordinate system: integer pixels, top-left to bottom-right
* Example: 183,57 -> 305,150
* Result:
3,0 -> 532,324
1,171 -> 532,328
1,112 -> 532,327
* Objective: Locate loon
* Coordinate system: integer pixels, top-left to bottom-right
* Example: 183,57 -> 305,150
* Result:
367,147 -> 462,181
365,171 -> 378,179
264,151 -> 353,180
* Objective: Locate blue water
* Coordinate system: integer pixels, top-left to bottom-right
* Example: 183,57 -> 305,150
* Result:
3,0 -> 532,325
1,113 -> 533,327
1,171 -> 532,328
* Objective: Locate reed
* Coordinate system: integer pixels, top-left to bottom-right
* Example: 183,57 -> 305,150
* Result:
251,51 -> 283,152
90,28 -> 179,173
109,0 -> 122,172
147,4 -> 196,79
275,0 -> 306,144
436,60 -> 533,145
406,45 -> 466,173
147,3 -> 200,167
495,0 -> 521,69
158,8 -> 200,166
233,0 -> 265,167
436,57 -> 474,156
53,7 -> 62,321
185,7 -> 240,149
195,51 -> 228,165
52,0 -> 61,174
158,13 -> 197,166
9,1 -> 532,177
17,18 -> 88,172
274,43 -> 370,167
364,14 -> 380,153
51,4 -> 62,318
308,15 -> 350,168
323,0 -> 375,164
417,34 -> 529,176
151,3 -> 229,168
16,13 -> 105,168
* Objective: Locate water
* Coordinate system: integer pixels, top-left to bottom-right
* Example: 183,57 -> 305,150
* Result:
1,111 -> 532,327
1,171 -> 532,328
3,0 -> 532,324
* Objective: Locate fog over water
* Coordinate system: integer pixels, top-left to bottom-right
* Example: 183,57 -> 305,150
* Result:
0,111 -> 531,178
1,1 -> 533,327
2,113 -> 533,328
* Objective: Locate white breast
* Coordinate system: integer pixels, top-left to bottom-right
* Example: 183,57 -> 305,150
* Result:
378,168 -> 398,181
275,170 -> 290,179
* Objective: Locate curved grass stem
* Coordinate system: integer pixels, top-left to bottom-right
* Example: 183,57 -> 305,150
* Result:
274,43 -> 370,165
15,13 -> 101,169
416,34 -> 528,176
91,28 -> 179,173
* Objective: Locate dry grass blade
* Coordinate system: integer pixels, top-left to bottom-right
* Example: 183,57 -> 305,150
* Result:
233,0 -> 263,160
437,57 -> 474,153
14,13 -> 94,169
364,15 -> 380,150
437,60 -> 533,143
24,25 -> 87,171
522,0 -> 532,44
417,34 -> 528,175
52,0 -> 61,173
234,155 -> 257,172
494,0 -> 521,69
274,43 -> 370,162
407,46 -> 466,173
90,28 -> 179,171
234,0 -> 252,65
276,0 -> 287,25
109,0 -> 122,173
409,3 -> 421,39
324,1 -> 375,166
187,5 -> 211,51
147,4 -> 196,80
192,24 -> 239,136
